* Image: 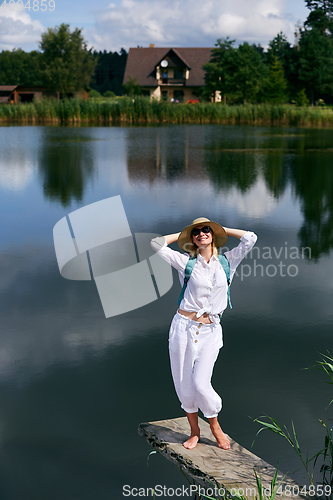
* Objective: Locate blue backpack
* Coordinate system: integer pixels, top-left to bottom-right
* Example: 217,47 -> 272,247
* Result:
177,254 -> 232,308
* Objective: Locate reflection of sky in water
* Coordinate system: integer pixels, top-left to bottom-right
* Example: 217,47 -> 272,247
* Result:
0,127 -> 41,191
118,176 -> 302,230
0,159 -> 35,191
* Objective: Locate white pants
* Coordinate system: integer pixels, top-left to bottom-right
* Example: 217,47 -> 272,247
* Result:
168,312 -> 223,419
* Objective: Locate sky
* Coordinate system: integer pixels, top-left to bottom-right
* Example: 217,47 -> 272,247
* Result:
0,0 -> 309,53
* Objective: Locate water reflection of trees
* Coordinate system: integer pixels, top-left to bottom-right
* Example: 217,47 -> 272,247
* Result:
204,152 -> 260,193
203,131 -> 292,197
38,130 -> 94,206
126,126 -> 333,259
290,157 -> 333,260
203,133 -> 333,259
206,151 -> 333,258
262,155 -> 288,199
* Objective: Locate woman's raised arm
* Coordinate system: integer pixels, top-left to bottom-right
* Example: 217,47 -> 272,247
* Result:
222,227 -> 248,240
163,232 -> 181,245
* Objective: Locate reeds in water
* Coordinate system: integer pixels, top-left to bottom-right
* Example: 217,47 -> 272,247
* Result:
1,97 -> 333,127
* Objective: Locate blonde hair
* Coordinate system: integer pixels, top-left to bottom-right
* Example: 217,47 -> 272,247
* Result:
195,240 -> 218,258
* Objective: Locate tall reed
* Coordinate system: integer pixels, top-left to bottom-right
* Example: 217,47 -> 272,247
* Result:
1,98 -> 333,127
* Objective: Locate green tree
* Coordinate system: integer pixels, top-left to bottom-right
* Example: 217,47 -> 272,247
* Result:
203,37 -> 236,102
103,90 -> 116,98
266,32 -> 300,99
228,42 -> 267,103
0,49 -> 43,86
305,0 -> 333,10
122,77 -> 141,96
263,57 -> 289,104
39,23 -> 96,95
304,0 -> 333,34
305,7 -> 333,33
203,39 -> 266,103
295,88 -> 310,106
88,89 -> 101,98
298,27 -> 333,103
266,32 -> 291,64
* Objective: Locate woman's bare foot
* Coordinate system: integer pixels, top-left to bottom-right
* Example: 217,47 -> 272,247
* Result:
184,412 -> 200,449
183,429 -> 200,449
209,418 -> 231,450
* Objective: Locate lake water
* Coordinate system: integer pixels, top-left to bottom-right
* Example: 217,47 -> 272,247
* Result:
0,124 -> 332,499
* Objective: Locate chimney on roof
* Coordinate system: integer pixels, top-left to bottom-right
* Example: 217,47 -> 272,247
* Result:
149,44 -> 155,48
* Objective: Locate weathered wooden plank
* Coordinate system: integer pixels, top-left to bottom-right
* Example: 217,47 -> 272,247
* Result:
138,417 -> 307,499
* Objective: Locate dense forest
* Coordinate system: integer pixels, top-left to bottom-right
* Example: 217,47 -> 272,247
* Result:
89,49 -> 128,96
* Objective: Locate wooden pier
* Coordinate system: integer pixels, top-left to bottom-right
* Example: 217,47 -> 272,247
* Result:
138,417 -> 307,499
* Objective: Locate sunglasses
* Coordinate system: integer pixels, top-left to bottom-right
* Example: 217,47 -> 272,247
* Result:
191,225 -> 212,237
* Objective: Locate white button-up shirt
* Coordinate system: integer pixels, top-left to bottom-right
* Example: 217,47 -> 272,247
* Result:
151,231 -> 257,323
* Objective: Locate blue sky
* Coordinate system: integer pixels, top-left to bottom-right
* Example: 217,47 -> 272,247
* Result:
0,0 -> 309,53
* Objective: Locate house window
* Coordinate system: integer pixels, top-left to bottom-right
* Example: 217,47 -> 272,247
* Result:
174,69 -> 184,79
19,93 -> 34,103
162,91 -> 168,101
173,90 -> 184,103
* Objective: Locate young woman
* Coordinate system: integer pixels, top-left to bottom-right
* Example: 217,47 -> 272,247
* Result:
150,217 -> 257,450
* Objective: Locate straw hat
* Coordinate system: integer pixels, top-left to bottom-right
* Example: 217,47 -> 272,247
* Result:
178,217 -> 228,253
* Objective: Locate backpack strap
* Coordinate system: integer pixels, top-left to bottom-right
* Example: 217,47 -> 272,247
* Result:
177,256 -> 197,306
218,254 -> 232,309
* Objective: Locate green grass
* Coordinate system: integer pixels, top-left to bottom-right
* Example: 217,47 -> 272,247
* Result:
1,97 -> 333,127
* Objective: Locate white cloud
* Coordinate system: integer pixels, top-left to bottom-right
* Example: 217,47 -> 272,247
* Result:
88,0 -> 300,51
0,0 -> 309,52
0,9 -> 44,50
